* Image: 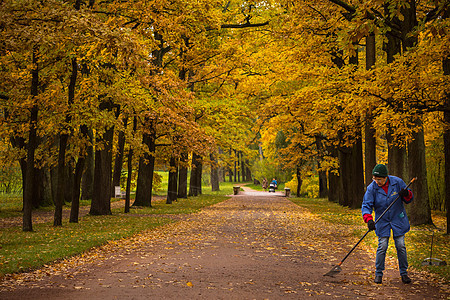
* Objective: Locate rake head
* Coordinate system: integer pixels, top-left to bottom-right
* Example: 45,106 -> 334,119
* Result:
323,264 -> 342,277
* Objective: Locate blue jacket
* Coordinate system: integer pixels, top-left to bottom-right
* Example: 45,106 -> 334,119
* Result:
361,176 -> 413,237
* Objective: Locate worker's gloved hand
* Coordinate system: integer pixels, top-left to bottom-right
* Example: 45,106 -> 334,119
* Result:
367,220 -> 376,231
399,188 -> 409,198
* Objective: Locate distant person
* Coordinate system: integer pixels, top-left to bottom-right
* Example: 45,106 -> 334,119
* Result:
270,178 -> 277,189
361,164 -> 413,285
262,178 -> 268,191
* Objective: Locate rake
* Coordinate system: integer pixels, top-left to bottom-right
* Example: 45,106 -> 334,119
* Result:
323,177 -> 417,277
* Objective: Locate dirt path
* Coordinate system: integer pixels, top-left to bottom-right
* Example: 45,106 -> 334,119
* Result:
0,188 -> 448,299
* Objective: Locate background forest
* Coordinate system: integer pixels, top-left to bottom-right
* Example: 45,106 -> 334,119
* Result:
0,0 -> 449,233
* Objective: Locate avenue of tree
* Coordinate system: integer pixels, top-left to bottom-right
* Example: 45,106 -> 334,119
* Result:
0,0 -> 448,233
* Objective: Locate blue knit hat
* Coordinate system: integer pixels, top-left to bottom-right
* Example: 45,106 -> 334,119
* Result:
372,164 -> 388,177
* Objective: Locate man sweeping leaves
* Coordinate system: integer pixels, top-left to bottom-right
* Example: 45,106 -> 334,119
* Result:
361,164 -> 413,284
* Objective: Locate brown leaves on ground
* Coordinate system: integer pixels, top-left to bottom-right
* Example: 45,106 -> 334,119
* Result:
0,190 -> 448,299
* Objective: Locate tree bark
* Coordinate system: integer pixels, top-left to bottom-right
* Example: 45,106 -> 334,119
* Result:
296,166 -> 302,196
32,168 -> 46,208
133,122 -> 156,207
166,156 -> 178,204
350,134 -> 365,208
407,118 -> 432,225
383,4 -> 406,180
125,117 -> 137,213
89,101 -> 114,215
189,153 -> 202,196
245,159 -> 252,182
238,151 -> 242,182
327,146 -> 340,203
315,136 -> 328,198
69,156 -> 84,223
177,152 -> 188,198
337,50 -> 364,209
81,129 -> 94,200
386,127 -> 407,178
364,33 -> 377,188
234,150 -> 237,182
338,145 -> 351,207
112,117 -> 127,194
64,163 -> 75,204
399,1 -> 432,225
54,134 -> 68,226
23,49 -> 39,232
443,3 -> 450,232
444,56 -> 450,233
210,152 -> 220,191
70,125 -> 89,223
338,130 -> 364,208
125,146 -> 133,213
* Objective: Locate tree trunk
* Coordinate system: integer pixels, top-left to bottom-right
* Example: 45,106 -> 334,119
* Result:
125,147 -> 133,213
407,118 -> 432,225
112,117 -> 127,194
54,133 -> 69,226
90,101 -> 114,215
245,159 -> 252,182
238,151 -> 242,182
315,136 -> 328,198
397,1 -> 431,225
81,129 -> 94,200
296,166 -> 302,196
338,145 -> 351,207
350,134 -> 365,208
318,168 -> 328,198
32,168 -> 45,208
125,117 -> 137,213
41,168 -> 53,207
10,136 -> 27,203
338,130 -> 364,208
443,7 -> 450,232
65,163 -> 75,204
444,75 -> 450,233
327,146 -> 340,203
386,128 -> 407,178
70,125 -> 89,223
166,156 -> 178,204
210,153 -> 220,191
133,125 -> 156,207
383,4 -> 406,180
177,152 -> 188,199
69,156 -> 84,223
328,171 -> 340,203
365,33 -> 377,188
234,150 -> 237,182
23,49 -> 39,232
189,153 -> 202,196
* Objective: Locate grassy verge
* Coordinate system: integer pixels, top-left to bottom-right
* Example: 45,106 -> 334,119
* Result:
289,197 -> 449,283
0,183 -> 234,277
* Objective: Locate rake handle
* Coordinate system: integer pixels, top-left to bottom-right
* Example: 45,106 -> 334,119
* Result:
337,177 -> 417,266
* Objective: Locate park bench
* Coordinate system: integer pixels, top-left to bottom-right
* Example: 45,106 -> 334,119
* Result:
114,186 -> 126,199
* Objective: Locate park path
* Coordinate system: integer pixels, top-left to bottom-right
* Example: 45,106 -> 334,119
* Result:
0,187 -> 448,299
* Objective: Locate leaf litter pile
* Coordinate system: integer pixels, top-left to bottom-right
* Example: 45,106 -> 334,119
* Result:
0,191 -> 448,299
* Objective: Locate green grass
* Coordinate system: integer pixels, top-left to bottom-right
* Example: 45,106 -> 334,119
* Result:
0,194 -> 23,218
0,215 -> 173,276
0,181 -> 235,277
289,197 -> 450,283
